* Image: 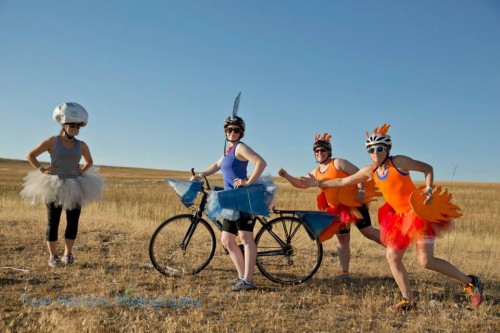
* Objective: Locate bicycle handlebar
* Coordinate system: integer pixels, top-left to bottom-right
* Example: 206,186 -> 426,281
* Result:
191,167 -> 211,190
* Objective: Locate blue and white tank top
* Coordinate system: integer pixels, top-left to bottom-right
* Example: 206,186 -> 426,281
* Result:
50,136 -> 82,179
220,143 -> 248,190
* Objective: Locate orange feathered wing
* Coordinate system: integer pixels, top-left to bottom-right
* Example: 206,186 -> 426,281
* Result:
409,186 -> 463,223
338,180 -> 382,207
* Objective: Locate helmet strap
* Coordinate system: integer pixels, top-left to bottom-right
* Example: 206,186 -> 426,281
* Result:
62,128 -> 74,140
372,152 -> 390,172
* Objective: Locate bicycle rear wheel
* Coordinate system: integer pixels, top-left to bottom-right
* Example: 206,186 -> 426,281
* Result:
149,214 -> 216,276
255,216 -> 323,285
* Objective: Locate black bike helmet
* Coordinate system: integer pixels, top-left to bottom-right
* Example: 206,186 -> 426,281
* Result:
313,133 -> 332,152
224,115 -> 246,131
313,133 -> 332,162
313,139 -> 332,151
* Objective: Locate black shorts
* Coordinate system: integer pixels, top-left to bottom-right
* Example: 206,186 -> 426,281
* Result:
338,205 -> 372,234
222,212 -> 256,235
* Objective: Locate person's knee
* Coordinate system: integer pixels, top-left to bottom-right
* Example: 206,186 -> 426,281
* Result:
386,250 -> 403,264
220,234 -> 235,248
238,232 -> 255,246
336,233 -> 350,248
360,226 -> 376,240
417,253 -> 431,269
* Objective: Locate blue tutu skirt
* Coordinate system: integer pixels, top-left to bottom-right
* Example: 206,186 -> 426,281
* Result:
206,175 -> 276,221
164,179 -> 202,207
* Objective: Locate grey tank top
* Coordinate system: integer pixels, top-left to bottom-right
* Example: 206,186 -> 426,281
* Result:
50,136 -> 82,179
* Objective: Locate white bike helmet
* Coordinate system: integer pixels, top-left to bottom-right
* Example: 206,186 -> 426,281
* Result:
365,123 -> 391,148
53,102 -> 88,126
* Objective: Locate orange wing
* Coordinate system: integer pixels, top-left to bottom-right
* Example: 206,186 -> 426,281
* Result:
338,180 -> 382,207
410,186 -> 463,223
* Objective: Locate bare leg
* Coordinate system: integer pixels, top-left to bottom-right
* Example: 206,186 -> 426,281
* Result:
359,225 -> 383,246
238,230 -> 257,281
336,233 -> 350,272
221,231 -> 245,278
64,239 -> 75,256
47,241 -> 58,257
386,247 -> 414,301
416,242 -> 472,285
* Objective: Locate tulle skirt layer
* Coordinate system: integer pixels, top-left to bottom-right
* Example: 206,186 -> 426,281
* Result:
378,202 -> 454,249
324,204 -> 361,225
20,167 -> 104,210
206,175 -> 276,221
317,192 -> 361,225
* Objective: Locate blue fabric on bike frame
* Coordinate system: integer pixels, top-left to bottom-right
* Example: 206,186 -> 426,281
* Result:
165,179 -> 202,208
217,184 -> 270,216
295,211 -> 338,240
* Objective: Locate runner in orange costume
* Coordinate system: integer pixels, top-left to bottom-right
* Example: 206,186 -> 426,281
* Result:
279,132 -> 382,280
300,124 -> 483,311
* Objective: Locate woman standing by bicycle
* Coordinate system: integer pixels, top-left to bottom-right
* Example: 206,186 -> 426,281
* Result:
300,124 -> 483,311
191,96 -> 267,291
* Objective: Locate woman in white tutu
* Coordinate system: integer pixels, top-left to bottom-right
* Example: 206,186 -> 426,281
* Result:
21,102 -> 104,268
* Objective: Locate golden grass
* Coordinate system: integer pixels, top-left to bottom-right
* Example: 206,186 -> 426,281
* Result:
1,158 -> 499,332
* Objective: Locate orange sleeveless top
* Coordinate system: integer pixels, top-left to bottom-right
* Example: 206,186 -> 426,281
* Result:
315,159 -> 357,207
373,157 -> 416,214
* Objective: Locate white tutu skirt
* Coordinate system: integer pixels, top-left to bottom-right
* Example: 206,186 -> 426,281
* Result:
20,167 -> 104,210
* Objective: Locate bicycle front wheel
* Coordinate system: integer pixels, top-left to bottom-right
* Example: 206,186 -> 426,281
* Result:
255,216 -> 323,285
149,214 -> 216,276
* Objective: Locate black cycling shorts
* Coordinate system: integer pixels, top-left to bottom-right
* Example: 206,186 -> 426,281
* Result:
222,212 -> 256,235
338,205 -> 372,234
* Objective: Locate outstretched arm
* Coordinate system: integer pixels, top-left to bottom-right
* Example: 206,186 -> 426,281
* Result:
301,165 -> 372,188
278,168 -> 314,189
335,158 -> 365,200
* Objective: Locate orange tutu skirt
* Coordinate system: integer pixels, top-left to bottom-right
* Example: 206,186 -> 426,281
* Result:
378,202 -> 454,249
316,192 -> 362,241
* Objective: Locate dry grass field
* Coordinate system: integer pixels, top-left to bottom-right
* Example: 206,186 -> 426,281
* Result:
1,158 -> 499,332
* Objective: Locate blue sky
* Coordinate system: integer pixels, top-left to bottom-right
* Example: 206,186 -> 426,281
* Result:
1,1 -> 499,182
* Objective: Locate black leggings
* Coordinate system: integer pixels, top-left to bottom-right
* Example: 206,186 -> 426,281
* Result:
46,202 -> 81,241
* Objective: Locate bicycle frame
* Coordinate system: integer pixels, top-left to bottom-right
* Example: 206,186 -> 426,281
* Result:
149,170 -> 323,284
185,175 -> 290,255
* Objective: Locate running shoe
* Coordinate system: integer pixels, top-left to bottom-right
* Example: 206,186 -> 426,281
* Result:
231,280 -> 255,291
61,253 -> 74,265
226,277 -> 243,285
336,271 -> 350,281
464,275 -> 483,307
48,256 -> 62,268
387,298 -> 417,312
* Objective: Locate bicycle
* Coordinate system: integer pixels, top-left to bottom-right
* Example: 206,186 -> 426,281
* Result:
149,171 -> 326,285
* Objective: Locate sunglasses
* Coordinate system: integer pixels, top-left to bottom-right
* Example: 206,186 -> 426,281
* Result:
367,146 -> 387,154
67,123 -> 82,129
315,148 -> 328,153
225,127 -> 242,134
